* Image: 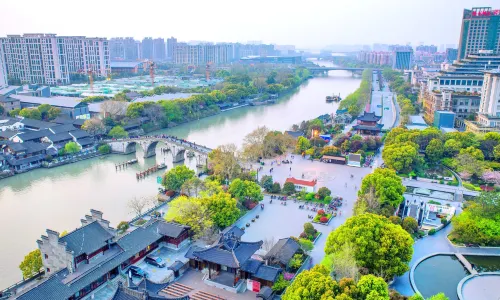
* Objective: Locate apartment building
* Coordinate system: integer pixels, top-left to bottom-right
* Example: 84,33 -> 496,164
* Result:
173,42 -> 232,65
153,38 -> 166,61
458,7 -> 500,59
465,69 -> 500,133
0,34 -> 110,85
109,37 -> 139,61
0,43 -> 6,87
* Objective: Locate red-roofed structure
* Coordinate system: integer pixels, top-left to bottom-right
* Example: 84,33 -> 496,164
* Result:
285,177 -> 317,193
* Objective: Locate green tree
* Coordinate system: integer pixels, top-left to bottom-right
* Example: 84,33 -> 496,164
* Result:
356,274 -> 390,300
165,196 -> 213,239
19,249 -> 43,279
303,222 -> 316,236
271,182 -> 281,193
126,102 -> 145,118
402,217 -> 419,234
298,238 -> 314,253
0,104 -> 4,115
388,216 -> 402,225
459,146 -> 484,160
427,293 -> 449,300
382,142 -> 419,172
425,138 -> 444,163
282,265 -> 336,300
321,145 -> 341,156
162,165 -> 195,191
9,108 -> 21,117
321,243 -> 359,281
19,108 -> 41,120
317,187 -> 331,200
98,144 -> 111,154
108,126 -> 128,138
282,181 -> 296,195
180,177 -> 206,197
325,213 -> 414,280
295,136 -> 310,154
228,178 -> 263,202
494,144 -> 500,161
260,175 -> 274,192
359,168 -> 405,208
203,192 -> 240,228
443,139 -> 462,157
64,141 -> 81,154
209,144 -> 240,180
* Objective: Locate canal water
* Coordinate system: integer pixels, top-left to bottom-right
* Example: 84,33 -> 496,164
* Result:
0,61 -> 361,288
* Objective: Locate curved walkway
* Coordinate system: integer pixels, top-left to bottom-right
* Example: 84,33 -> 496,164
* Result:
391,225 -> 500,295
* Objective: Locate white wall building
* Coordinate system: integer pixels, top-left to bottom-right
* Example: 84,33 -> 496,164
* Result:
0,34 -> 110,85
0,42 -> 7,88
479,69 -> 500,116
285,177 -> 317,193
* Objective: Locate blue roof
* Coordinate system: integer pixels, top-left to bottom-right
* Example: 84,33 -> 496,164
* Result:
59,221 -> 113,257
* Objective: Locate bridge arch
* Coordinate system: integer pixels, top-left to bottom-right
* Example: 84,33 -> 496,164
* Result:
125,142 -> 138,154
144,141 -> 159,158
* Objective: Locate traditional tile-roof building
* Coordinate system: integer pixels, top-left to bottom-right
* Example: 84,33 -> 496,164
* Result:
352,112 -> 383,135
15,210 -> 191,300
285,177 -> 317,193
263,237 -> 300,269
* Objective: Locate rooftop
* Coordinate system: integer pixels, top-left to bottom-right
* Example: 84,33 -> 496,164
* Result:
10,95 -> 85,108
285,177 -> 317,187
263,237 -> 300,266
357,112 -> 381,122
59,221 -> 114,257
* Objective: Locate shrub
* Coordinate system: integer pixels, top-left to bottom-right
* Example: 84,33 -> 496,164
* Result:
441,218 -> 448,225
305,192 -> 315,201
317,209 -> 325,216
117,221 -> 129,233
271,182 -> 281,193
303,222 -> 316,236
98,144 -> 111,154
272,274 -> 290,293
320,216 -> 329,223
428,229 -> 436,235
324,196 -> 332,202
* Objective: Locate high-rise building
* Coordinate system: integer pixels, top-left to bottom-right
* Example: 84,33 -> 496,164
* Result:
0,42 -> 7,87
173,43 -> 232,65
141,37 -> 154,60
446,48 -> 458,62
109,37 -> 139,61
0,34 -> 110,85
153,38 -> 166,61
416,45 -> 438,53
167,37 -> 177,60
458,7 -> 500,59
465,69 -> 500,133
392,49 -> 413,70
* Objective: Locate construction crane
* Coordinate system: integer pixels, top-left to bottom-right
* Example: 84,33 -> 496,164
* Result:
149,61 -> 156,86
205,61 -> 213,81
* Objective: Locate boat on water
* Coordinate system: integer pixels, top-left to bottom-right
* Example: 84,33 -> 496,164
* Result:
326,93 -> 342,102
157,163 -> 167,170
250,99 -> 276,106
127,159 -> 138,164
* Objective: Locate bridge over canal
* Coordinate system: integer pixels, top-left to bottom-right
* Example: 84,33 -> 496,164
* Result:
305,66 -> 381,75
106,136 -> 212,165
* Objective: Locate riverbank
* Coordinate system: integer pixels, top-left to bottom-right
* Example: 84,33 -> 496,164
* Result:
0,64 -> 362,288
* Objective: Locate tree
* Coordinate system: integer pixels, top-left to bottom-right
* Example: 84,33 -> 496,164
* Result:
388,216 -> 402,225
322,243 -> 359,281
482,171 -> 500,186
209,144 -> 240,180
260,175 -> 274,192
295,136 -> 310,154
402,217 -> 419,234
126,102 -> 144,118
143,103 -> 165,124
253,77 -> 268,93
203,192 -> 240,228
242,126 -> 269,160
19,108 -> 41,120
298,238 -> 314,253
0,104 -> 4,115
9,108 -> 21,117
272,274 -> 290,293
425,139 -> 444,163
82,118 -> 105,135
271,182 -> 281,193
325,214 -> 414,280
321,146 -> 341,156
382,142 -> 419,172
317,187 -> 331,200
455,153 -> 484,177
108,126 -> 128,138
128,196 -> 154,217
162,165 -> 195,191
64,141 -> 81,154
494,144 -> 500,161
228,178 -> 263,202
443,139 -> 462,157
263,131 -> 295,157
19,249 -> 43,279
303,222 -> 316,236
359,168 -> 405,208
181,177 -> 206,197
98,144 -> 111,154
100,100 -> 128,120
356,274 -> 390,300
165,196 -> 214,240
459,146 -> 484,160
282,182 -> 296,195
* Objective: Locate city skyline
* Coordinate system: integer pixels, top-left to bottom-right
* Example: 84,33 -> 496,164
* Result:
0,0 -> 498,49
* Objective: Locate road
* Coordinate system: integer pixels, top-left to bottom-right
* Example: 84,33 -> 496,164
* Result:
370,72 -> 396,130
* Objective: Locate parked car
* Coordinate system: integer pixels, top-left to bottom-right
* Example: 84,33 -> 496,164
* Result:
145,255 -> 166,268
128,266 -> 148,278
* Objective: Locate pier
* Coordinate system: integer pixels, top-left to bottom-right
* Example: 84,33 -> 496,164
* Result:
136,164 -> 166,179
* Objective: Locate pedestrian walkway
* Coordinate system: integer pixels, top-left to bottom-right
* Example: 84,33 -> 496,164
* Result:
455,253 -> 478,275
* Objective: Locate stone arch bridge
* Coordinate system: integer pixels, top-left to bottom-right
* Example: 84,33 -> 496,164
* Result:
106,136 -> 211,165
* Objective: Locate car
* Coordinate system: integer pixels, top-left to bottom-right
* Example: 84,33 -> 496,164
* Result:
128,265 -> 148,278
377,104 -> 382,108
144,255 -> 166,268
384,107 -> 389,110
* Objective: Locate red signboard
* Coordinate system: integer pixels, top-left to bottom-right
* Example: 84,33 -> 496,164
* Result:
472,9 -> 500,17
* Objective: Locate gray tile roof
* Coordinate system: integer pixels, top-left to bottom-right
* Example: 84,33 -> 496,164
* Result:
167,260 -> 185,272
69,129 -> 90,139
49,124 -> 78,134
59,221 -> 114,257
357,112 -> 381,122
18,220 -> 167,300
0,129 -> 19,139
221,225 -> 244,240
20,118 -> 56,130
253,265 -> 281,282
257,286 -> 274,299
264,238 -> 300,266
157,221 -> 190,239
240,258 -> 263,274
23,141 -> 50,154
285,131 -> 304,139
185,245 -> 204,259
76,137 -> 95,147
46,132 -> 73,143
16,129 -> 51,142
7,154 -> 45,166
191,240 -> 262,268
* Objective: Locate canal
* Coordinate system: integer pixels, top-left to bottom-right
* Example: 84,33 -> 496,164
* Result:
0,61 -> 361,288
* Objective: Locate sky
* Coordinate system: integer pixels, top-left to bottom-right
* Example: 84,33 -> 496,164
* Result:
0,0 -> 498,49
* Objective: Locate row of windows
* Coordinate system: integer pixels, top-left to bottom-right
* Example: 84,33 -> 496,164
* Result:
439,79 -> 483,86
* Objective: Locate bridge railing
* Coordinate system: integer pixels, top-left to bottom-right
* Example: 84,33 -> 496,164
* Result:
104,135 -> 213,153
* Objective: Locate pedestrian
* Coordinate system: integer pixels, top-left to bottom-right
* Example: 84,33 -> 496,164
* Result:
345,182 -> 347,187
290,167 -> 291,171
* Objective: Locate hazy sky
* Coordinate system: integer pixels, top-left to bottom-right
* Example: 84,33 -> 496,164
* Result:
0,0 -> 498,49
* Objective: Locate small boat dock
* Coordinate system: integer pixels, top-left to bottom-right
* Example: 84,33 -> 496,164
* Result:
136,163 -> 167,179
115,159 -> 138,171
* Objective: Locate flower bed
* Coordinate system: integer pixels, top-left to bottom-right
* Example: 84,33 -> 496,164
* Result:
312,212 -> 333,225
